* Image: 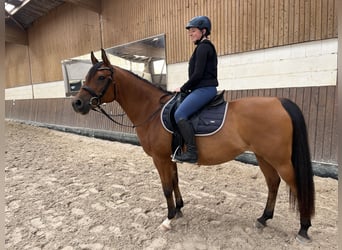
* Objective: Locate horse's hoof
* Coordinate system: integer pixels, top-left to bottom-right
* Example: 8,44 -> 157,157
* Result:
295,234 -> 312,244
254,220 -> 266,229
175,211 -> 183,219
159,218 -> 172,231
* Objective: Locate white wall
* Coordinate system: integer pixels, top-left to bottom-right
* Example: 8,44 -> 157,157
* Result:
5,81 -> 66,100
167,38 -> 337,91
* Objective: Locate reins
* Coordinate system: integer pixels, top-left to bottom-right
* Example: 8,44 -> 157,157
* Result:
92,103 -> 163,129
83,65 -> 169,128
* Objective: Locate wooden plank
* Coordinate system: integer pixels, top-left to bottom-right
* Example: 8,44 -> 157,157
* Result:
288,0 -> 295,43
226,0 -> 232,54
330,87 -> 338,163
283,88 -> 290,99
293,0 -> 300,43
307,87 -> 319,160
288,86 -> 297,102
315,0 -> 322,40
270,88 -> 277,97
278,0 -> 284,46
294,87 -> 304,110
333,0 -> 338,37
231,0 -> 237,53
321,0 -> 328,39
300,87 -> 311,156
259,0 -> 265,48
247,0 -> 253,50
264,0 -> 270,47
255,0 -> 261,49
310,0 -> 316,40
327,0 -> 335,37
238,0 -> 244,52
298,0 -> 305,41
283,0 -> 289,44
269,0 -> 275,47
322,86 -> 336,162
264,88 -> 271,97
273,0 -> 279,46
304,0 -> 310,41
314,87 -> 327,161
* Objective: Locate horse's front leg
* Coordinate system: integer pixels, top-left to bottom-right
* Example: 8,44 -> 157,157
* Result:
172,162 -> 184,218
153,157 -> 183,230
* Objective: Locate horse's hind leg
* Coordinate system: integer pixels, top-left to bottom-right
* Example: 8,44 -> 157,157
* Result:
276,161 -> 312,243
255,156 -> 281,228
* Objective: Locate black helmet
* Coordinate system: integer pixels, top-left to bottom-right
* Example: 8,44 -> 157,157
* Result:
186,16 -> 211,35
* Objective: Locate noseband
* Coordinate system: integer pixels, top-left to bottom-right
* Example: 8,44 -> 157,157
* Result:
82,66 -> 115,106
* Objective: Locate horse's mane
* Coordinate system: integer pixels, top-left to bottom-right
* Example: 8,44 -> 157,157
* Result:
120,68 -> 172,95
87,62 -> 173,95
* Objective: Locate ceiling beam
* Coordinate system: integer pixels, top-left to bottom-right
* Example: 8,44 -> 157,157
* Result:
5,23 -> 28,45
5,10 -> 25,30
64,0 -> 101,14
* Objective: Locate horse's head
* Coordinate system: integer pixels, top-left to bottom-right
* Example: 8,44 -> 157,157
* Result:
72,49 -> 116,114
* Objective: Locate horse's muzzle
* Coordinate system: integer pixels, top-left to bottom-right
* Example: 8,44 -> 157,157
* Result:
72,97 -> 90,114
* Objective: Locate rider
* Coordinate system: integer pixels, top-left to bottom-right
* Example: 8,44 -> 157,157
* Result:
174,16 -> 218,163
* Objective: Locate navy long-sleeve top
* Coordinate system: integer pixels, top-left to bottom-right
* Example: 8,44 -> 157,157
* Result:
180,39 -> 218,93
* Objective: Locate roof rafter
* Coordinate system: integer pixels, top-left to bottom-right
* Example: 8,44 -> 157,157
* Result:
5,9 -> 25,30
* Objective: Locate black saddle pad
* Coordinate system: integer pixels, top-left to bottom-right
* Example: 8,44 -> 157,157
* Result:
161,92 -> 228,136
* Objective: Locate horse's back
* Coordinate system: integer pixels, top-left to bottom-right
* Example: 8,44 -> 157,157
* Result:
228,97 -> 291,127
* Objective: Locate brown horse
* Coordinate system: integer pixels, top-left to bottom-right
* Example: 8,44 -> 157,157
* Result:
72,49 -> 315,243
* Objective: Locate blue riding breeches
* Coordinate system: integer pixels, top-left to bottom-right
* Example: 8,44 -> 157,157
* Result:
174,86 -> 217,123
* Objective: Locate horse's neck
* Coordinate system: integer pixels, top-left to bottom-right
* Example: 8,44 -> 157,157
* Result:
115,68 -> 165,125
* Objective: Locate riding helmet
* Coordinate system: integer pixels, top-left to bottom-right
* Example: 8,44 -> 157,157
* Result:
186,16 -> 211,36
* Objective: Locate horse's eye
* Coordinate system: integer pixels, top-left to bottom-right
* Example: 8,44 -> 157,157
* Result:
98,75 -> 106,81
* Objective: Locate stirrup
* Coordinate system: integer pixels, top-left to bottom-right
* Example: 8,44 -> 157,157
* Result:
171,146 -> 182,163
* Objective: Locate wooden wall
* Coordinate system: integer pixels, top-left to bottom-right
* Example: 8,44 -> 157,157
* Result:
101,0 -> 338,64
27,3 -> 102,84
5,43 -> 31,88
5,0 -> 338,87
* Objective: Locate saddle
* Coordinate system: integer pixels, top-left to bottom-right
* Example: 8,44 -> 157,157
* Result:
161,91 -> 228,154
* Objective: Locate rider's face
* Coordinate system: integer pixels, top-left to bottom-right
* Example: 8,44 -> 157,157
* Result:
187,27 -> 205,43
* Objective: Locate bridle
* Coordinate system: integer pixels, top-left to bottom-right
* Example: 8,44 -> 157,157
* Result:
82,66 -> 115,107
81,65 -> 167,128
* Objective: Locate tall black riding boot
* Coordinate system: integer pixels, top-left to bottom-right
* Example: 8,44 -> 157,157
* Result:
174,119 -> 198,163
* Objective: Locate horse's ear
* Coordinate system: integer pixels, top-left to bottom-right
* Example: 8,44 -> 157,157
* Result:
90,51 -> 99,65
101,48 -> 111,66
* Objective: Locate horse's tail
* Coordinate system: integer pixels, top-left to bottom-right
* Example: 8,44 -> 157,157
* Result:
279,98 -> 315,219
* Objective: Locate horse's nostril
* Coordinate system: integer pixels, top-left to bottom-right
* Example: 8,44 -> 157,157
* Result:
75,99 -> 82,107
72,99 -> 83,111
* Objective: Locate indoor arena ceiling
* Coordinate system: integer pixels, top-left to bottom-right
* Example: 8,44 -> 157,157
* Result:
5,0 -> 100,43
5,0 -> 66,30
5,0 -> 165,62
